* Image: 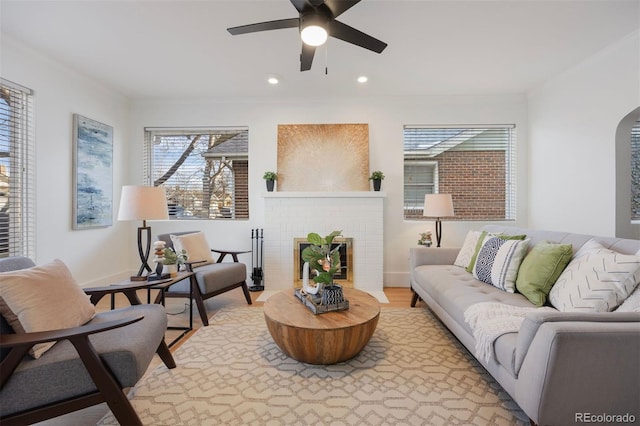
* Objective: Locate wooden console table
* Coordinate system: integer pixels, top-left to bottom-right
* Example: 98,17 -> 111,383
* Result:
263,288 -> 380,364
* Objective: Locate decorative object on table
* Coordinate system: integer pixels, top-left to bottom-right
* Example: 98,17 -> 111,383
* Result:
249,228 -> 264,291
418,231 -> 433,247
423,193 -> 454,247
72,114 -> 113,230
299,230 -> 348,313
149,240 -> 169,280
161,247 -> 188,277
369,170 -> 385,191
117,185 -> 169,281
263,171 -> 277,192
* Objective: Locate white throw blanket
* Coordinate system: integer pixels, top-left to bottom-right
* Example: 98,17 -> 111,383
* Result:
464,302 -> 556,364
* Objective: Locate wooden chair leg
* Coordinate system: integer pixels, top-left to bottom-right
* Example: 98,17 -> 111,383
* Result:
70,335 -> 142,426
410,290 -> 421,307
193,292 -> 209,326
241,281 -> 252,305
156,341 -> 176,369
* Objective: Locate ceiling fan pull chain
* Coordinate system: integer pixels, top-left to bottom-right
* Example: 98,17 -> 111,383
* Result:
325,43 -> 329,75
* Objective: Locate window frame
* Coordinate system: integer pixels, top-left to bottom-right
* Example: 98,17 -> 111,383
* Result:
143,127 -> 249,220
0,78 -> 35,258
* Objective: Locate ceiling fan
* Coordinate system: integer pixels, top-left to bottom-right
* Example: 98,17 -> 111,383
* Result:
227,0 -> 388,72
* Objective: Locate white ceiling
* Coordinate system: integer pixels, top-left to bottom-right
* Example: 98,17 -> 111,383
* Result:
1,0 -> 638,99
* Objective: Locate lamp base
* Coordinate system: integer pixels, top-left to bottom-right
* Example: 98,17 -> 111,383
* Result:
130,275 -> 148,282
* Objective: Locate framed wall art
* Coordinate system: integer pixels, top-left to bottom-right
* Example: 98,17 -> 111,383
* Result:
72,114 -> 113,229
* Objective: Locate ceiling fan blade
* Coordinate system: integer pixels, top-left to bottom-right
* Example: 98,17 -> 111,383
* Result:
300,43 -> 316,71
290,0 -> 312,13
323,0 -> 361,18
227,18 -> 299,35
328,20 -> 387,53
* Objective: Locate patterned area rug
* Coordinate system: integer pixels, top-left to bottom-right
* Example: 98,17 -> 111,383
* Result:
98,307 -> 528,425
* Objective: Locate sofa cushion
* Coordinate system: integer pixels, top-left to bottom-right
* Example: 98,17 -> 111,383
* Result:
549,240 -> 640,312
515,241 -> 573,306
170,231 -> 215,264
473,236 -> 529,293
466,231 -> 527,273
0,259 -> 96,358
169,262 -> 246,295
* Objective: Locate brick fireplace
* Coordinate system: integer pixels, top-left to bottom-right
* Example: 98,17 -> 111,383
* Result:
261,191 -> 387,302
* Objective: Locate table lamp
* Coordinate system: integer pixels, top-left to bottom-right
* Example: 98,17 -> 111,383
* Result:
423,194 -> 454,248
117,185 -> 169,281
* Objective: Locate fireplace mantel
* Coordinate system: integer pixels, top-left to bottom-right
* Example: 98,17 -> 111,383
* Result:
261,191 -> 387,302
264,191 -> 386,199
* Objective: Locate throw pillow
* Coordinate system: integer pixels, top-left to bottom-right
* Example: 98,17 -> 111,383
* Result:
548,239 -> 640,312
515,241 -> 573,306
0,259 -> 96,358
454,230 -> 481,269
465,231 -> 527,273
170,231 -> 215,264
473,235 -> 530,292
615,283 -> 640,312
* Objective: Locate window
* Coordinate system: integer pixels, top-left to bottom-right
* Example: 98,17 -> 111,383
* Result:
403,125 -> 516,220
144,127 -> 249,220
0,79 -> 35,258
632,121 -> 640,221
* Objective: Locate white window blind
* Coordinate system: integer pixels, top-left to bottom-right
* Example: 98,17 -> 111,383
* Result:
403,125 -> 516,220
0,79 -> 35,258
144,127 -> 249,220
631,121 -> 640,221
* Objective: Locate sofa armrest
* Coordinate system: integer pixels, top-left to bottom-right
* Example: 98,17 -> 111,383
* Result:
409,247 -> 460,269
515,316 -> 640,425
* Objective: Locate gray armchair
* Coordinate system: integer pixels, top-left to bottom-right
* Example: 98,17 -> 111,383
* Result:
157,231 -> 252,326
0,257 -> 175,426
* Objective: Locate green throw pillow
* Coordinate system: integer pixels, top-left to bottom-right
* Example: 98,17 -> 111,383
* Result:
466,231 -> 527,273
515,241 -> 573,306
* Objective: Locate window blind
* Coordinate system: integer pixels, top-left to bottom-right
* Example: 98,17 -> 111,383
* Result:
631,121 -> 640,221
0,79 -> 35,258
403,125 -> 516,220
144,127 -> 249,220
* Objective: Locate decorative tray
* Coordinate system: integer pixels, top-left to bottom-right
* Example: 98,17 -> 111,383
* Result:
293,288 -> 349,315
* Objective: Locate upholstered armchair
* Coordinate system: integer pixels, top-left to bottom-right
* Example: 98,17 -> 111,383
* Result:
156,231 -> 252,326
0,257 -> 175,426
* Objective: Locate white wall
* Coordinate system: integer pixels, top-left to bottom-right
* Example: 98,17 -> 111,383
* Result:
1,36 -> 132,285
528,31 -> 640,237
129,94 -> 528,287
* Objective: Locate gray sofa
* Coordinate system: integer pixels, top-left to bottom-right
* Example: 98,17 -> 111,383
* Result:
409,225 -> 640,426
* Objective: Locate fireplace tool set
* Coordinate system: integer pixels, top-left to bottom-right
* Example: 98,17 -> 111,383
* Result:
249,228 -> 264,291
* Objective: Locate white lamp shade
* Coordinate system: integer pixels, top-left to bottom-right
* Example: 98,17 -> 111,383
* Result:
117,185 -> 169,221
423,194 -> 454,218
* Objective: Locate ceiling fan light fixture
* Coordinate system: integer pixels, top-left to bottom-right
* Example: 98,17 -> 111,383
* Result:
301,24 -> 327,46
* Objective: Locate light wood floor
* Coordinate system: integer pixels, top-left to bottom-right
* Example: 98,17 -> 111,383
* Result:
36,287 -> 415,425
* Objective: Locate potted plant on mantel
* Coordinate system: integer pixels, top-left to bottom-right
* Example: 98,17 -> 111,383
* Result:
301,230 -> 345,305
263,171 -> 278,192
369,170 -> 385,191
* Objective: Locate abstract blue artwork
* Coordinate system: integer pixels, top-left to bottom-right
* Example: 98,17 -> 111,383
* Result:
72,114 -> 113,229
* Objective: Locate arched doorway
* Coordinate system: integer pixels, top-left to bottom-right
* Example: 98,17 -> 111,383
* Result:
616,106 -> 640,239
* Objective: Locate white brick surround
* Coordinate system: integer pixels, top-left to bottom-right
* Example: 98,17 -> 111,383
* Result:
262,192 -> 387,302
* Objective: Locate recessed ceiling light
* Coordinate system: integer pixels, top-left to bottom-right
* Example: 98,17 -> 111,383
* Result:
357,76 -> 368,83
267,75 -> 279,85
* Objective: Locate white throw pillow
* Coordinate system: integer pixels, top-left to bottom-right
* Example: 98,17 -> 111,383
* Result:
0,259 -> 96,358
615,284 -> 640,312
472,235 -> 530,293
170,232 -> 215,264
549,239 -> 640,312
454,230 -> 481,269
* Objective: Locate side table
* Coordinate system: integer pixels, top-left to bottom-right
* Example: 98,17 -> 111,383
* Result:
86,271 -> 196,348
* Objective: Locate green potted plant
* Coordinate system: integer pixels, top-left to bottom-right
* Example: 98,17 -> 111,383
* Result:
161,247 -> 188,277
263,171 -> 278,192
369,170 -> 385,191
301,230 -> 345,305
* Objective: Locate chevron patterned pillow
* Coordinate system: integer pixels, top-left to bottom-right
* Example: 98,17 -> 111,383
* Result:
549,239 -> 640,312
472,236 -> 530,293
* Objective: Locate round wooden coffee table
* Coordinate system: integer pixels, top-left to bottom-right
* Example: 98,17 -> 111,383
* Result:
263,287 -> 380,365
